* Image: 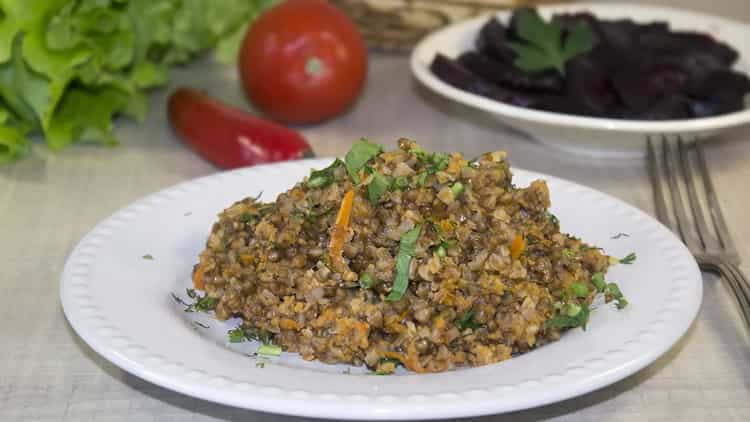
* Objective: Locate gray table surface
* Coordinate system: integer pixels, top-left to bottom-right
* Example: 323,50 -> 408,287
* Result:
2,1 -> 750,421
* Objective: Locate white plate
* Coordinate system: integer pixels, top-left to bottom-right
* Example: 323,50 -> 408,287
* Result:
60,159 -> 702,420
411,2 -> 750,158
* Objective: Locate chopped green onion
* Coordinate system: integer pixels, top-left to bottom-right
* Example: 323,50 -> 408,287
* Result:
393,176 -> 409,190
567,302 -> 582,317
368,173 -> 391,205
451,181 -> 465,198
436,244 -> 446,258
619,252 -> 636,264
570,282 -> 588,297
386,225 -> 422,301
344,139 -> 383,184
592,272 -> 606,292
417,172 -> 428,187
257,344 -> 282,357
359,273 -> 375,289
605,282 -> 628,309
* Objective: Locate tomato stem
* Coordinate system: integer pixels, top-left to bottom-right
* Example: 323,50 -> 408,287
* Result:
305,56 -> 324,76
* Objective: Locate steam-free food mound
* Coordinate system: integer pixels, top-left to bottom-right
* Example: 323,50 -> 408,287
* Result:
193,139 -> 626,373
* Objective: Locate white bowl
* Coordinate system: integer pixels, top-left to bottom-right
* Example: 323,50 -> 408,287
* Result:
410,2 -> 750,158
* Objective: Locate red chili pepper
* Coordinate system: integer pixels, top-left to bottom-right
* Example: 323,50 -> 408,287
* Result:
168,87 -> 313,169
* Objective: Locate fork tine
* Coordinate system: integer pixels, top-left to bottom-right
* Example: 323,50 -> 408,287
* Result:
677,138 -> 715,251
720,263 -> 750,328
695,142 -> 739,261
662,136 -> 700,249
647,137 -> 672,228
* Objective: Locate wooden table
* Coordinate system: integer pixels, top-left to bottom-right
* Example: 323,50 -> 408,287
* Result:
1,1 -> 749,420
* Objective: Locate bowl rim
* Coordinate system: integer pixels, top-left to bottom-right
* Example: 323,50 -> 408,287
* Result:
410,1 -> 750,134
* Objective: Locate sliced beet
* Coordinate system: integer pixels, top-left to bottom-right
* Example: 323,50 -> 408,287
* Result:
429,9 -> 748,121
687,70 -> 750,100
638,31 -> 738,66
565,56 -> 618,116
639,95 -> 692,120
476,18 -> 517,63
430,54 -> 539,108
457,51 -> 563,92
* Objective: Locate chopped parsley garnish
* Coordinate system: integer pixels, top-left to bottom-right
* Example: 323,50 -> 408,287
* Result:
393,176 -> 409,190
180,288 -> 219,313
451,181 -> 465,198
456,310 -> 480,331
386,224 -> 422,302
307,159 -> 344,189
142,254 -> 154,260
619,252 -> 636,264
359,272 -> 375,289
507,8 -> 595,75
368,173 -> 391,205
417,172 -> 428,187
344,138 -> 383,183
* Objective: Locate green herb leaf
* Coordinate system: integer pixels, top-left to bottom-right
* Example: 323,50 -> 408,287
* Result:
619,252 -> 636,265
507,9 -> 595,75
456,310 -> 480,331
548,212 -> 560,227
142,254 -> 154,260
386,224 -> 422,302
359,272 -> 375,289
307,159 -> 343,189
417,172 -> 428,187
344,138 -> 383,183
368,173 -> 391,205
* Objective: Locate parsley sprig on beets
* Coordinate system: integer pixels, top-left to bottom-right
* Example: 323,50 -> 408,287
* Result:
507,8 -> 595,75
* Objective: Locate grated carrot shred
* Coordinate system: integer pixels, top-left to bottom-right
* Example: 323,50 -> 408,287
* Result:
329,190 -> 354,272
510,234 -> 525,260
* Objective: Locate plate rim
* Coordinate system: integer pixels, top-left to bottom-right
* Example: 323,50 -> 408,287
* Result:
410,1 -> 750,135
60,158 -> 703,420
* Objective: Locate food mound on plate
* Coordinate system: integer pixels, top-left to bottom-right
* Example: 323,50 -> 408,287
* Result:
192,139 -> 626,374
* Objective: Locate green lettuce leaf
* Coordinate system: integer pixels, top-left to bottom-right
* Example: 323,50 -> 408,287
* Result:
0,0 -> 275,164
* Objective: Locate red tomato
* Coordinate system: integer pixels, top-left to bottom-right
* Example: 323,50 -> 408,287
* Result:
239,0 -> 368,124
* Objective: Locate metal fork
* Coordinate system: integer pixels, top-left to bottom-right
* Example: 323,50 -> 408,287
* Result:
647,136 -> 750,329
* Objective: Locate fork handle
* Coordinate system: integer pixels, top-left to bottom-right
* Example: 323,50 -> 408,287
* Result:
714,262 -> 750,330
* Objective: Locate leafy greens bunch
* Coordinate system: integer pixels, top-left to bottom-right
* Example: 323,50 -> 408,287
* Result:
0,0 -> 274,164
